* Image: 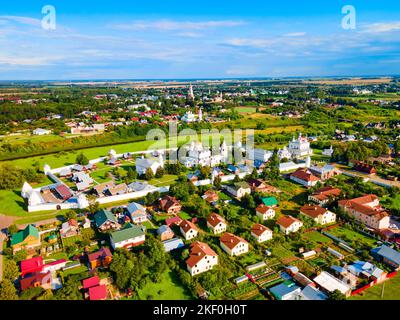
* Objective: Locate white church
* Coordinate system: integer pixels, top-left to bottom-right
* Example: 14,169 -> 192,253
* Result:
135,152 -> 164,176
181,108 -> 203,123
182,141 -> 228,168
287,133 -> 313,158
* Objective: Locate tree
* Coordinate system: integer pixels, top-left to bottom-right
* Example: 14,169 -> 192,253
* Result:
328,289 -> 346,300
126,167 -> 138,181
7,224 -> 18,236
241,194 -> 256,210
65,210 -> 77,221
13,250 -> 27,263
144,168 -> 154,181
0,279 -> 18,300
76,153 -> 89,165
213,176 -> 221,189
54,278 -> 81,300
155,167 -> 165,179
3,260 -> 19,281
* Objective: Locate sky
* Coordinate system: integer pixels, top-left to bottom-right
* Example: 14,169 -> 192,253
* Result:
1,1 -> 400,80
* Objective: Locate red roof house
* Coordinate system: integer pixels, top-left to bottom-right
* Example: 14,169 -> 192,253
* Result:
82,276 -> 100,290
20,256 -> 44,277
88,285 -> 107,300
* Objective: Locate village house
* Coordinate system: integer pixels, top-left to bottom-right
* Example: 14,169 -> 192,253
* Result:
186,241 -> 218,276
353,161 -> 377,175
247,178 -> 277,193
206,213 -> 227,234
109,223 -> 146,250
338,194 -> 390,230
299,205 -> 336,225
225,181 -> 251,199
105,183 -> 129,196
135,153 -> 164,176
371,245 -> 400,270
180,220 -> 199,240
276,216 -> 304,235
93,182 -> 115,197
126,202 -> 148,224
220,233 -> 249,256
256,204 -> 276,221
20,272 -> 53,291
160,195 -> 182,214
87,247 -> 113,270
82,276 -> 107,300
20,256 -> 44,277
157,225 -> 175,241
313,271 -> 352,297
251,224 -> 273,243
309,164 -> 340,181
94,209 -> 121,231
10,225 -> 41,253
308,186 -> 342,207
60,219 -> 80,238
290,168 -> 321,187
163,238 -> 185,253
202,190 -> 219,205
165,216 -> 183,227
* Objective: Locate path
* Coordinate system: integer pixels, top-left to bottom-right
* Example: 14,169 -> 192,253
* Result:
337,167 -> 400,188
0,233 -> 4,282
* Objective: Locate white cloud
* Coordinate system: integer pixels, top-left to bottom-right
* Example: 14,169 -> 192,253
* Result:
362,22 -> 400,33
284,32 -> 306,37
112,19 -> 245,31
0,15 -> 41,27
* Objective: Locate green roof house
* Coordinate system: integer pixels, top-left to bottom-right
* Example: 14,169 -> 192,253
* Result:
225,181 -> 251,199
110,223 -> 146,250
261,196 -> 279,207
94,209 -> 120,231
10,224 -> 40,252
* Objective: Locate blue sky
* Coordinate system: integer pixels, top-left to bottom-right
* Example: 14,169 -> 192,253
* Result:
1,1 -> 400,80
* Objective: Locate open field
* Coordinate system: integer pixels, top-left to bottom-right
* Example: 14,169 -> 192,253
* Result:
328,226 -> 377,247
303,77 -> 393,85
0,133 -> 65,144
350,273 -> 400,300
136,270 -> 193,300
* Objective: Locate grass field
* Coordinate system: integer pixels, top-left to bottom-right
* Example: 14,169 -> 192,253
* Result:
303,231 -> 332,245
235,107 -> 258,113
137,270 -> 193,300
349,273 -> 400,300
328,226 -> 377,247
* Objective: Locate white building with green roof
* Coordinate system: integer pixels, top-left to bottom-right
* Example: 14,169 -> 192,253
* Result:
110,223 -> 146,250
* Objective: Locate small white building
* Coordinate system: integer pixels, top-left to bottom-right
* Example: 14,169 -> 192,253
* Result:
186,241 -> 218,276
206,213 -> 227,234
220,233 -> 249,256
135,153 -> 164,176
276,215 -> 303,235
180,220 -> 199,240
251,224 -> 273,243
299,205 -> 336,225
33,128 -> 51,135
225,182 -> 251,199
256,204 -> 276,221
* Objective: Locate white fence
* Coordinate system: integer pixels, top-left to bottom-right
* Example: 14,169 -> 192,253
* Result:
95,186 -> 169,205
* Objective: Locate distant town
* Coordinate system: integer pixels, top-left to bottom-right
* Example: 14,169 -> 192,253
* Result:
0,77 -> 400,301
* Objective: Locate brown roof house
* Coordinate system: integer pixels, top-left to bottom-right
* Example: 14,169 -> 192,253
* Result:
180,220 -> 199,240
160,195 -> 182,214
276,216 -> 304,235
338,194 -> 390,230
186,242 -> 218,276
206,213 -> 227,235
299,205 -> 336,225
220,233 -> 249,256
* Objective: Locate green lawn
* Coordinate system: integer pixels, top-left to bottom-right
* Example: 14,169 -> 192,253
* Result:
303,231 -> 332,245
61,235 -> 83,247
350,273 -> 400,300
270,243 -> 296,260
136,270 -> 193,300
178,211 -> 192,220
328,226 -> 377,247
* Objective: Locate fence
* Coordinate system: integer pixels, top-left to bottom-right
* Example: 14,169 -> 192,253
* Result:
351,271 -> 398,296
